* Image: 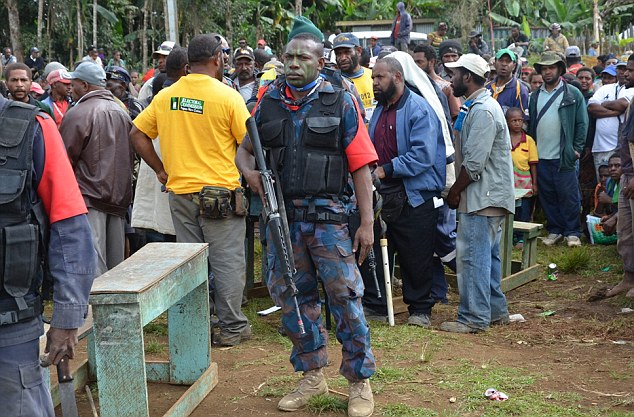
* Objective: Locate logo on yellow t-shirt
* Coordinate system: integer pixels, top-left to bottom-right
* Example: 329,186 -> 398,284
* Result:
170,97 -> 204,114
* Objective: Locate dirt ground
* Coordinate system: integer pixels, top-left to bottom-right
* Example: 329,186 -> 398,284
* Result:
58,255 -> 634,417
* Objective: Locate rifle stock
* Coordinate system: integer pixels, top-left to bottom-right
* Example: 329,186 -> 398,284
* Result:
246,117 -> 306,335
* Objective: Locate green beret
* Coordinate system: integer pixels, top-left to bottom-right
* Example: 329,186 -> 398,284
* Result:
287,16 -> 324,43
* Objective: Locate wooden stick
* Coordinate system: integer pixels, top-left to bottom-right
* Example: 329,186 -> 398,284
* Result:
85,385 -> 99,417
380,238 -> 395,326
573,383 -> 631,397
328,388 -> 349,397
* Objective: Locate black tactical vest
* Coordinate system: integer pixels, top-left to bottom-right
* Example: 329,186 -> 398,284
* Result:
0,101 -> 47,324
258,88 -> 348,200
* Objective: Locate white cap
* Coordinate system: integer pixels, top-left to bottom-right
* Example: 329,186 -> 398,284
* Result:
153,41 -> 175,58
444,53 -> 490,79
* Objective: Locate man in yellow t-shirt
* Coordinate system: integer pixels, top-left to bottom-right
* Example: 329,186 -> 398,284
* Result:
131,33 -> 252,347
333,33 -> 376,120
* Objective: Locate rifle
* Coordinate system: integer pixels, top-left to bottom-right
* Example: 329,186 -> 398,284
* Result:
366,248 -> 381,299
245,117 -> 306,335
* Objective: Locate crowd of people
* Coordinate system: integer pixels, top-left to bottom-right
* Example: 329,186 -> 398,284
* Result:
1,11 -> 634,417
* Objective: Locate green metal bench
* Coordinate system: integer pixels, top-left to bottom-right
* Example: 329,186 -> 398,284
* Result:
89,242 -> 216,417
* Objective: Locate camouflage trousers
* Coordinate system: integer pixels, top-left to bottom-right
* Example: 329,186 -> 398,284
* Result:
265,221 -> 376,381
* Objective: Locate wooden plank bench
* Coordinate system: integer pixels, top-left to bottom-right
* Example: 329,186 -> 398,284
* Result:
500,221 -> 543,292
512,221 -> 543,269
90,242 -> 216,417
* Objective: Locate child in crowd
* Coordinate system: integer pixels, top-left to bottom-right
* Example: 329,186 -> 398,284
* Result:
587,155 -> 621,242
593,164 -> 612,216
594,155 -> 622,216
507,107 -> 538,248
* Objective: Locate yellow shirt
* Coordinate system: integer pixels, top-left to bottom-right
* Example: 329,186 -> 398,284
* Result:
511,133 -> 538,172
348,67 -> 375,119
134,73 -> 251,194
259,68 -> 278,87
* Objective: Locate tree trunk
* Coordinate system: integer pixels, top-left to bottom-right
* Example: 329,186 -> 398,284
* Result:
93,0 -> 98,47
5,0 -> 23,61
142,0 -> 149,72
37,0 -> 44,47
295,0 -> 302,16
163,0 -> 169,41
47,1 -> 53,60
255,6 -> 261,42
127,8 -> 135,63
226,0 -> 233,50
77,0 -> 84,59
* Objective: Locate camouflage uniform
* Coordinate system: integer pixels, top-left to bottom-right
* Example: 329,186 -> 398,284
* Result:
256,80 -> 376,381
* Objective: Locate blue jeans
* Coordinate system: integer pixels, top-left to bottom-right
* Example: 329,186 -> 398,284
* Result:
456,213 -> 509,330
537,159 -> 582,237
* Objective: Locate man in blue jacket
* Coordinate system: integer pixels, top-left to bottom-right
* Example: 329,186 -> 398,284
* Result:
390,2 -> 412,51
528,52 -> 588,247
369,57 -> 446,327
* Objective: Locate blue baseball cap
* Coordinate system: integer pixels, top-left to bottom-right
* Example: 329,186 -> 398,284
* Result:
333,33 -> 360,49
602,65 -> 617,77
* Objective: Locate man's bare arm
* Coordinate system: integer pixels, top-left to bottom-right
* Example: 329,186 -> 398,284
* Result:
588,103 -> 621,118
130,125 -> 167,184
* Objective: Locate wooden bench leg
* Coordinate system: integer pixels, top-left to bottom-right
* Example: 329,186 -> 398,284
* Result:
501,215 -> 514,278
93,304 -> 149,417
87,331 -> 96,380
523,234 -> 538,268
168,281 -> 212,384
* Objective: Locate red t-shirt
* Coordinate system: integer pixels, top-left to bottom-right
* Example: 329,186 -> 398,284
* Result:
142,68 -> 155,84
35,114 -> 87,223
50,100 -> 69,127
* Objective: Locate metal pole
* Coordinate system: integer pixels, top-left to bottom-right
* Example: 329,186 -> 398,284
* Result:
165,0 -> 178,43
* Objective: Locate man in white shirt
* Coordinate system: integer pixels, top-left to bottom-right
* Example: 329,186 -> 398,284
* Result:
81,46 -> 103,67
588,65 -> 634,180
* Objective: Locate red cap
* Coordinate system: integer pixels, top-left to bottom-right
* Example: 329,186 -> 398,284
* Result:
47,69 -> 71,85
30,82 -> 45,95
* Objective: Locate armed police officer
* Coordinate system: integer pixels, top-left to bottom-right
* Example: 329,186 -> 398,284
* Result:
236,17 -> 378,417
0,95 -> 96,415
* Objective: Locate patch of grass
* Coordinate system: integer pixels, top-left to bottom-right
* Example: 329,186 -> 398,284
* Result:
373,366 -> 419,384
609,370 -> 631,380
462,391 -> 631,417
144,321 -> 168,336
144,338 -> 165,355
554,248 -> 591,273
242,297 -> 293,349
436,359 -> 535,393
380,403 -> 438,417
371,323 -> 443,352
306,394 -> 347,414
536,241 -> 621,277
231,355 -> 286,369
257,375 -> 295,398
327,375 -> 349,389
143,313 -> 169,336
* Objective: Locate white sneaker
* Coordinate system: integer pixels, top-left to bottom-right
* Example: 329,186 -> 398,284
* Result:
565,235 -> 582,247
542,233 -> 563,246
